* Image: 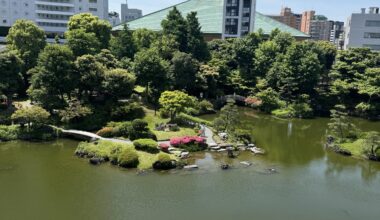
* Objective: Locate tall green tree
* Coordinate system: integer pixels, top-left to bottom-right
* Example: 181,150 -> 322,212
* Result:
67,13 -> 112,49
355,67 -> 380,117
6,20 -> 46,91
253,41 -> 281,77
95,49 -> 120,69
28,45 -> 77,110
11,106 -> 50,129
161,7 -> 188,52
267,42 -> 322,101
233,32 -> 264,84
328,105 -> 356,140
213,99 -> 239,134
75,55 -> 105,99
132,28 -> 157,51
0,51 -> 23,107
102,69 -> 136,99
170,51 -> 200,95
186,12 -> 209,61
110,24 -> 137,59
66,29 -> 101,57
133,49 -> 170,108
159,90 -> 195,120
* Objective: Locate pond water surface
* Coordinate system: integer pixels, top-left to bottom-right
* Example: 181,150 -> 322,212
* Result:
1,108 -> 380,220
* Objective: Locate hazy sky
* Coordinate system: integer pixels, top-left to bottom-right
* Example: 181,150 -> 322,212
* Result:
110,0 -> 380,22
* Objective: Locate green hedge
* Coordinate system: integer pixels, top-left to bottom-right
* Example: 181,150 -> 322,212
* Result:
0,125 -> 60,141
133,139 -> 159,154
117,147 -> 139,168
178,113 -> 212,126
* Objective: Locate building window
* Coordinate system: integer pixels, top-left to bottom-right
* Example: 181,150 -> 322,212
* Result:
363,44 -> 380,50
364,32 -> 380,39
365,20 -> 380,27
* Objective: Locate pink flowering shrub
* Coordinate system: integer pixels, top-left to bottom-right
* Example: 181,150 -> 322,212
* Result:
170,136 -> 207,152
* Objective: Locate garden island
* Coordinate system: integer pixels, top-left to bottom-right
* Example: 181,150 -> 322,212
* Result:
0,1 -> 380,219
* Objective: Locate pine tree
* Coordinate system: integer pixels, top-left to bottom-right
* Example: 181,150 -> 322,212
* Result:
161,7 -> 188,52
186,12 -> 209,61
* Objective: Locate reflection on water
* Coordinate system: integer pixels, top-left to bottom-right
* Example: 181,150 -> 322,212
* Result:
0,108 -> 380,220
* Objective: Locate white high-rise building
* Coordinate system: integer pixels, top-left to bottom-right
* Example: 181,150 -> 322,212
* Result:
344,7 -> 380,51
121,0 -> 142,23
0,0 -> 109,36
222,0 -> 257,38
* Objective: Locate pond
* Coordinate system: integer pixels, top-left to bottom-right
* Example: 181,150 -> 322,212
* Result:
1,108 -> 380,220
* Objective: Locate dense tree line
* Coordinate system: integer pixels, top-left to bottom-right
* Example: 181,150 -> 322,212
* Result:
1,7 -> 379,131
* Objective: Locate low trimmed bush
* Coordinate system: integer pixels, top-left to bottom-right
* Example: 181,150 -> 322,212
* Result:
0,125 -> 19,141
153,153 -> 176,170
118,147 -> 139,168
111,102 -> 145,121
133,139 -> 159,154
96,127 -> 115,138
129,119 -> 157,141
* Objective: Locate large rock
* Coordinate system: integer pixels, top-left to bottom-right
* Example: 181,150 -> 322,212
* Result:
89,157 -> 104,165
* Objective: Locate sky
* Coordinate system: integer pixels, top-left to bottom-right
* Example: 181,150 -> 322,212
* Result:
110,0 -> 380,22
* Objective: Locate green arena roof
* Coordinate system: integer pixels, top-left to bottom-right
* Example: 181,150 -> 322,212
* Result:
113,0 -> 309,38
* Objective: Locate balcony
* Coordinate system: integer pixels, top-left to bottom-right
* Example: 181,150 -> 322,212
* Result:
36,18 -> 69,24
35,1 -> 74,7
35,10 -> 74,16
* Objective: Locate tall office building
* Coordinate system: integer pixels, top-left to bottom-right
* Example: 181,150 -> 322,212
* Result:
309,15 -> 333,41
0,0 -> 108,36
108,11 -> 121,27
121,0 -> 142,23
300,10 -> 315,33
344,7 -> 380,50
330,21 -> 344,49
222,0 -> 257,38
269,7 -> 302,30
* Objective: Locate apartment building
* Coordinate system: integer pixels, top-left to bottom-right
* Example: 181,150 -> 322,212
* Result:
108,11 -> 121,27
344,7 -> 380,50
0,0 -> 108,37
269,7 -> 302,30
309,15 -> 333,41
330,21 -> 344,49
121,0 -> 142,23
300,10 -> 315,34
222,0 -> 257,38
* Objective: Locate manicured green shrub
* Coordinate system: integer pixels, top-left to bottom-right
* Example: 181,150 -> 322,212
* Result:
0,125 -> 60,141
152,153 -> 176,170
272,108 -> 294,119
129,119 -> 157,141
96,127 -> 116,137
133,139 -> 159,154
0,125 -> 19,141
177,113 -> 212,126
111,102 -> 145,121
291,102 -> 314,118
198,100 -> 215,115
117,147 -> 139,168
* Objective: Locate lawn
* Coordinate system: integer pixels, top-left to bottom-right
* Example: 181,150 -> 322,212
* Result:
137,151 -> 177,170
340,139 -> 366,158
76,140 -> 177,170
143,108 -> 197,141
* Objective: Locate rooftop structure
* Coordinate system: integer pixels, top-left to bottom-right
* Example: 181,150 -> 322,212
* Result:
113,0 -> 309,40
344,7 -> 380,51
121,0 -> 142,23
0,0 -> 109,37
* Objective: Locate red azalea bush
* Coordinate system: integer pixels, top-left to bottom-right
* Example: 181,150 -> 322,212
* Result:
245,97 -> 262,108
159,143 -> 170,152
170,136 -> 207,152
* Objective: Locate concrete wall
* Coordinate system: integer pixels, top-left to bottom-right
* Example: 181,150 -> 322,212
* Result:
345,12 -> 380,50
